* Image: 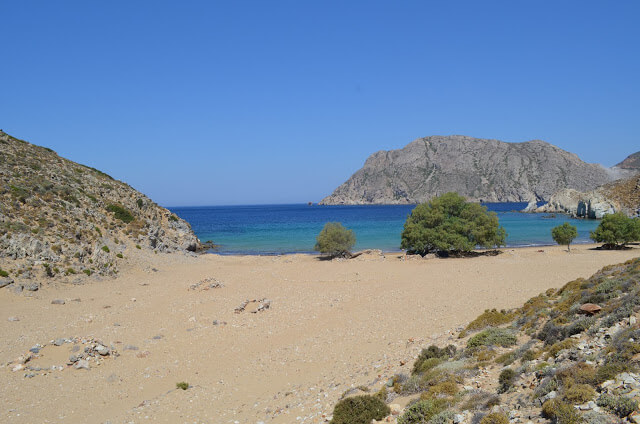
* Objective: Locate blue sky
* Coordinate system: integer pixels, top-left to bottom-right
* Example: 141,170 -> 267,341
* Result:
2,1 -> 639,206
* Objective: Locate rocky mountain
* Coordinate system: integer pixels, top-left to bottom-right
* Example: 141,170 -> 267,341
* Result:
329,257 -> 640,424
0,130 -> 200,283
616,151 -> 640,171
320,135 -> 631,205
537,173 -> 640,218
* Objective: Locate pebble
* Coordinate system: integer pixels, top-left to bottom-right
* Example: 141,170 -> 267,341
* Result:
124,344 -> 139,351
24,283 -> 39,291
51,299 -> 66,305
53,338 -> 66,346
8,316 -> 19,322
96,345 -> 110,356
0,278 -> 14,288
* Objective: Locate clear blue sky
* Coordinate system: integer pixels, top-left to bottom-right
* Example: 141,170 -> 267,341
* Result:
2,1 -> 639,206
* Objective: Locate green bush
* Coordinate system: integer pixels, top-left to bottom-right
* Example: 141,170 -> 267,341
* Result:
106,204 -> 134,223
330,395 -> 390,424
498,368 -> 516,393
400,192 -> 506,256
412,345 -> 456,375
596,394 -> 638,417
552,223 -> 578,252
467,328 -> 517,349
101,245 -> 110,253
176,381 -> 189,390
315,222 -> 356,258
397,398 -> 446,424
169,214 -> 178,222
83,269 -> 92,276
116,253 -> 123,258
0,268 -> 8,277
590,212 -> 640,248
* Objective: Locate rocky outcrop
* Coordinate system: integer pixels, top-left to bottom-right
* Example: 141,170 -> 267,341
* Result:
538,173 -> 640,218
0,130 -> 200,281
320,135 -> 631,205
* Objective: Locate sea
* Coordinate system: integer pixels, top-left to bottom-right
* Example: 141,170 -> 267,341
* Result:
168,203 -> 600,255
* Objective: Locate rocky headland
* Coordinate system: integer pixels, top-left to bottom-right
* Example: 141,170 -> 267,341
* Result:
320,136 -> 633,205
0,130 -> 200,287
536,173 -> 640,219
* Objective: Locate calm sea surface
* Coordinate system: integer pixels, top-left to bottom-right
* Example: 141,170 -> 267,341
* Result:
168,203 -> 600,255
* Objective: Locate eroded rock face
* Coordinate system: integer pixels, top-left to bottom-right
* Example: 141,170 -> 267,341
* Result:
320,135 -> 629,205
0,130 -> 201,280
538,173 -> 640,218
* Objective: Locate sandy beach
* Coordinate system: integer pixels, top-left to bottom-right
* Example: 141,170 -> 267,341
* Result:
1,244 -> 639,424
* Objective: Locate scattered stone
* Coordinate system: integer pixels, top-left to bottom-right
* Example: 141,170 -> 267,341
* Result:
124,344 -> 139,351
74,359 -> 90,370
23,282 -> 39,291
235,298 -> 271,314
69,354 -> 79,363
580,303 -> 602,315
51,299 -> 65,305
95,345 -> 110,356
53,338 -> 67,346
212,320 -> 227,326
136,350 -> 151,358
631,315 -> 637,326
152,335 -> 163,340
8,316 -> 19,322
0,278 -> 14,288
189,277 -> 224,291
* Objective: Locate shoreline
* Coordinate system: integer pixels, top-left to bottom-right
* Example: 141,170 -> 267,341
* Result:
2,243 -> 639,423
202,240 -> 611,257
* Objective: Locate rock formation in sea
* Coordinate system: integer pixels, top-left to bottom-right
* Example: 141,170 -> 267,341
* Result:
536,173 -> 640,218
0,130 -> 200,282
320,135 -> 633,205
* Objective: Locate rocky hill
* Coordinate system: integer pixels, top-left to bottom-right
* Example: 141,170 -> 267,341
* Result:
328,257 -> 640,424
616,152 -> 640,171
537,173 -> 640,218
320,136 -> 630,205
0,130 -> 200,285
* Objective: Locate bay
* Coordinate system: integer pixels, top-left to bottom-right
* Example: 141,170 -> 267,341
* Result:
169,203 -> 599,255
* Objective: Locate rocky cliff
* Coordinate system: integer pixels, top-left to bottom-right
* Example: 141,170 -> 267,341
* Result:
537,173 -> 640,218
615,151 -> 640,171
0,130 -> 200,283
320,136 -> 629,205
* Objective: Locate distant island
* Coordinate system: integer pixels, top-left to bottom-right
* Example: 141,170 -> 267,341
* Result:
320,135 -> 636,205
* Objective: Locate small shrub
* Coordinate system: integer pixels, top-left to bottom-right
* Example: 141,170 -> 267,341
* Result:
541,399 -> 582,424
136,198 -> 144,208
169,214 -> 178,222
412,345 -> 457,375
176,381 -> 189,390
83,269 -> 92,276
429,410 -> 455,424
498,368 -> 516,393
462,309 -> 514,336
564,384 -> 596,404
315,222 -> 356,258
101,246 -> 110,253
398,398 -> 446,424
479,413 -> 509,424
546,339 -> 577,358
116,253 -> 123,258
595,362 -> 630,384
136,244 -> 141,249
521,349 -> 538,362
65,268 -> 76,275
106,204 -> 134,223
596,394 -> 638,417
0,268 -> 9,277
467,328 -> 517,349
552,223 -> 578,252
330,395 -> 390,424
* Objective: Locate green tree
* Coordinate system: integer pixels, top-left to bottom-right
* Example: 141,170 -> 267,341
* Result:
315,222 -> 356,258
590,212 -> 640,248
551,222 -> 578,252
400,192 -> 506,256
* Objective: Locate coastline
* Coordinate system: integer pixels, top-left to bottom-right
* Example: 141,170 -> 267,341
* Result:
2,243 -> 639,423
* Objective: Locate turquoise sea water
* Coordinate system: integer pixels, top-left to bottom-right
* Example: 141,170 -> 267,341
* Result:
169,203 -> 600,255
